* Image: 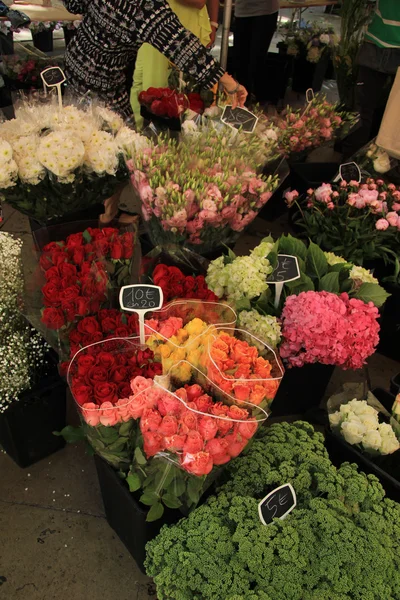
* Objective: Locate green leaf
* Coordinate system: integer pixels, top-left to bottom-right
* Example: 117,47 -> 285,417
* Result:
126,472 -> 141,493
108,437 -> 129,452
187,476 -> 204,505
146,501 -> 164,522
134,446 -> 147,465
82,229 -> 92,243
285,272 -> 314,293
140,491 -> 159,506
267,251 -> 278,270
319,272 -> 340,293
278,234 -> 307,260
98,426 -> 119,444
118,421 -> 132,437
169,477 -> 186,497
162,493 -> 182,509
55,426 -> 85,444
306,241 -> 329,280
223,244 -> 237,263
235,297 -> 252,311
329,262 -> 352,273
355,283 -> 391,308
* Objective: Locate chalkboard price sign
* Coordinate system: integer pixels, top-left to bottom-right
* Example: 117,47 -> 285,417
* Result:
258,483 -> 297,526
267,254 -> 300,284
221,106 -> 258,133
338,162 -> 361,183
41,66 -> 66,87
120,284 -> 163,312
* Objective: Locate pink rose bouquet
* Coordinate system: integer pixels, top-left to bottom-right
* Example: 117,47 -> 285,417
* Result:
288,178 -> 400,279
127,127 -> 280,254
127,376 -> 267,521
280,291 -> 380,370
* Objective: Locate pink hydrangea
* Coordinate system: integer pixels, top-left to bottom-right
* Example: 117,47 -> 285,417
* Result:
280,291 -> 380,370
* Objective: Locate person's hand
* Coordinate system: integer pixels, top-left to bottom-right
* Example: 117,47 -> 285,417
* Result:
232,84 -> 247,108
220,73 -> 248,108
207,25 -> 217,48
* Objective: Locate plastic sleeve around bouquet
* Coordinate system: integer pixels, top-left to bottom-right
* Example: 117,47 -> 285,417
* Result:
66,336 -> 162,470
22,220 -> 138,361
127,371 -> 269,518
201,327 -> 284,410
144,300 -> 237,377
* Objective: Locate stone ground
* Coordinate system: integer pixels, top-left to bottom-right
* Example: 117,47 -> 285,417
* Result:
1,188 -> 399,600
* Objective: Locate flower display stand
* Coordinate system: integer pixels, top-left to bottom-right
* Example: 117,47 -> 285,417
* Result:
289,161 -> 339,195
291,53 -> 330,94
32,30 -> 54,53
0,368 -> 67,468
94,455 -> 181,573
271,363 -> 335,416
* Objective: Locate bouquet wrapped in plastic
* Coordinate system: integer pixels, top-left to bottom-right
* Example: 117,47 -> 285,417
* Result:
0,100 -> 150,223
127,123 -> 281,254
23,220 -> 138,360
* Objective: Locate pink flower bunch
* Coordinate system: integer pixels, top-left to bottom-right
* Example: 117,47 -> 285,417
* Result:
280,291 -> 380,370
303,179 -> 400,231
144,315 -> 183,339
128,128 -> 279,248
130,377 -> 258,476
261,97 -> 354,157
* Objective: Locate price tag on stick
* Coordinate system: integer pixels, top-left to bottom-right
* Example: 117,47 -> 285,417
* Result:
221,105 -> 258,133
119,284 -> 163,344
258,483 -> 297,526
335,161 -> 362,184
41,66 -> 66,110
301,88 -> 315,117
267,254 -> 301,308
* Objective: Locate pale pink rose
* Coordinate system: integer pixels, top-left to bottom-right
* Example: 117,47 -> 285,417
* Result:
376,218 -> 390,231
131,376 -> 153,395
99,401 -> 119,427
248,178 -> 264,194
165,209 -> 188,229
82,402 -> 100,426
128,394 -> 147,419
115,399 -> 131,422
392,202 -> 400,211
332,191 -> 339,198
386,211 -> 399,227
198,210 -> 222,226
231,194 -> 246,208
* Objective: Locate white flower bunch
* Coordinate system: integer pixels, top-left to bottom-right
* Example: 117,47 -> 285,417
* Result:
0,137 -> 18,189
37,131 -> 85,180
238,310 -> 281,349
329,398 -> 400,455
324,251 -> 378,284
250,239 -> 275,259
84,131 -> 119,175
0,233 -> 23,309
116,126 -> 151,155
206,255 -> 273,302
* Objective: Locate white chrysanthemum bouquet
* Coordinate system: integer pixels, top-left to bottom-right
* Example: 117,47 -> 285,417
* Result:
0,102 -> 150,224
0,233 -> 50,413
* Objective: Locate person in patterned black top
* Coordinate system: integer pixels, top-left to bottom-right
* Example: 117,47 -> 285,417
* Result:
63,0 -> 246,120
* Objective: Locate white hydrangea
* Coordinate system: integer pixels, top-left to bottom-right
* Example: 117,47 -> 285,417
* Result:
378,423 -> 400,455
84,130 -> 119,175
206,255 -> 273,303
349,265 -> 378,285
37,131 -> 85,178
250,240 -> 275,259
324,251 -> 347,266
238,310 -> 281,349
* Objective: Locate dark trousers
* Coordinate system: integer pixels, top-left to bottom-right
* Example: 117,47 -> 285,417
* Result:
234,12 -> 278,103
342,42 -> 400,158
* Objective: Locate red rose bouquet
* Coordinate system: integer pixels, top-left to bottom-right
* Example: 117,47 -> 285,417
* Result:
126,376 -> 268,521
138,87 -> 204,120
66,337 -> 162,469
152,264 -> 218,303
27,223 -> 137,359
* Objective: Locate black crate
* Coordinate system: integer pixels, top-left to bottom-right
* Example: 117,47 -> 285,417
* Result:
0,370 -> 67,468
94,455 -> 181,574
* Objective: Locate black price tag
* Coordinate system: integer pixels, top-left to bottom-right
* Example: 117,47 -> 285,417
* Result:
221,106 -> 258,133
258,483 -> 297,525
338,162 -> 361,183
120,284 -> 163,311
41,67 -> 66,87
267,254 -> 300,284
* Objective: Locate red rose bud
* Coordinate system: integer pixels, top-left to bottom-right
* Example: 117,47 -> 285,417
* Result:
110,241 -> 123,260
77,316 -> 101,335
110,366 -> 128,384
94,382 -> 118,405
143,431 -> 165,457
66,233 -> 84,249
76,354 -> 96,376
238,419 -> 258,440
198,416 -> 218,441
61,300 -> 76,322
185,384 -> 203,401
97,352 -> 116,370
44,266 -> 60,281
59,262 -> 77,278
152,264 -> 170,283
72,247 -> 85,265
159,415 -> 178,436
42,307 -> 65,330
205,438 -> 231,465
182,451 -> 213,476
42,282 -> 62,307
183,430 -> 204,454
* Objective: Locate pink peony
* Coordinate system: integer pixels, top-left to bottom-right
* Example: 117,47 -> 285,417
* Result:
376,218 -> 389,231
285,190 -> 299,206
314,183 -> 332,203
386,211 -> 399,227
